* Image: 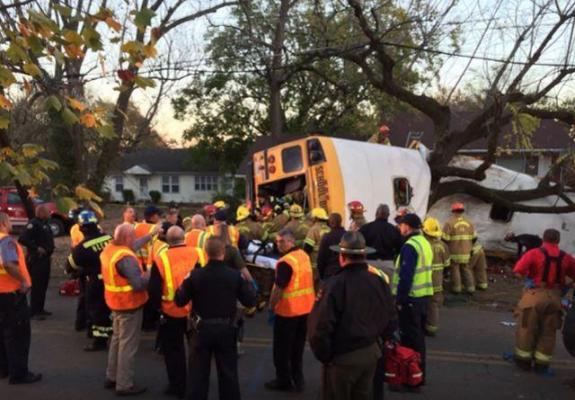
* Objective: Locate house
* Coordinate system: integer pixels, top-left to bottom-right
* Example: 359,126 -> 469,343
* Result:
103,148 -> 238,204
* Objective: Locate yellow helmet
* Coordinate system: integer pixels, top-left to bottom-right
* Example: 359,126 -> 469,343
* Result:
290,204 -> 304,218
311,207 -> 329,221
213,200 -> 227,209
236,205 -> 250,222
422,217 -> 442,238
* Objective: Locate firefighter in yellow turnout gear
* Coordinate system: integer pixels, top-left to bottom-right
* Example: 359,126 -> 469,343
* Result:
422,218 -> 450,336
236,205 -> 265,242
303,208 -> 330,265
442,203 -> 477,294
469,243 -> 489,291
284,204 -> 308,247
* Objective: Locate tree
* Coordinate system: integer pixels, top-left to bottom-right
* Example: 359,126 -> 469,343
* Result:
310,0 -> 575,213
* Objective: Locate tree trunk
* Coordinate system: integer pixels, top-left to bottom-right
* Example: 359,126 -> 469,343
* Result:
269,79 -> 283,138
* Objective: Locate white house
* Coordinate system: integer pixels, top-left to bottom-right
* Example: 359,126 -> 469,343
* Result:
103,148 -> 238,204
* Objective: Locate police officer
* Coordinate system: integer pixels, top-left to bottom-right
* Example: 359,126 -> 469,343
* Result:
513,229 -> 575,373
66,211 -> 113,351
0,212 -> 42,384
150,226 -> 203,398
18,204 -> 54,320
266,229 -> 315,392
175,236 -> 256,400
393,214 -> 434,390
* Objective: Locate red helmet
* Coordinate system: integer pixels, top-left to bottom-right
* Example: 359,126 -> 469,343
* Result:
379,124 -> 390,135
347,201 -> 365,214
261,205 -> 273,218
203,204 -> 217,216
451,202 -> 465,212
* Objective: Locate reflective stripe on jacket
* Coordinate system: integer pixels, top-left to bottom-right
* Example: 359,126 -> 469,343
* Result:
392,234 -> 434,298
442,216 -> 476,264
275,249 -> 315,317
100,244 -> 148,311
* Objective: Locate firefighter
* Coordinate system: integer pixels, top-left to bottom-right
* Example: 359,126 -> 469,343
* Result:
469,243 -> 489,291
303,208 -> 331,266
149,226 -> 203,398
266,202 -> 290,241
422,217 -> 450,336
513,229 -> 575,373
347,201 -> 367,231
442,202 -> 477,294
203,204 -> 217,226
66,211 -> 113,351
285,204 -> 307,247
236,205 -> 265,242
367,124 -> 391,145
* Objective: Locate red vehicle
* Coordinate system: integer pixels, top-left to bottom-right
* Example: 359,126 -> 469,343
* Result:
0,187 -> 71,236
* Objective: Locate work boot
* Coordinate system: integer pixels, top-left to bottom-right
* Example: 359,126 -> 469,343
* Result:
31,314 -> 46,321
38,310 -> 53,316
84,342 -> 107,352
534,363 -> 550,375
264,379 -> 294,392
104,379 -> 116,390
513,357 -> 532,371
293,377 -> 305,393
116,386 -> 147,396
9,372 -> 42,385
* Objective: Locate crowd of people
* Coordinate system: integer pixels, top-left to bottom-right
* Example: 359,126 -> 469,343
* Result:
0,198 -> 573,400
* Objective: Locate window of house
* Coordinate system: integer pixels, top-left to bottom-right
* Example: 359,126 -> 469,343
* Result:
282,146 -> 303,173
195,176 -> 218,192
162,176 -> 170,193
171,176 -> 180,193
162,175 -> 180,193
114,176 -> 124,192
393,177 -> 413,207
489,204 -> 514,222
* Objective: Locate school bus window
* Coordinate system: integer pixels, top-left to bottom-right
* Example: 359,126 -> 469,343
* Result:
394,178 -> 413,207
282,146 -> 303,173
307,138 -> 326,166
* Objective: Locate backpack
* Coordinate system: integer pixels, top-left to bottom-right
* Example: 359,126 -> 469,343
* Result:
384,341 -> 423,387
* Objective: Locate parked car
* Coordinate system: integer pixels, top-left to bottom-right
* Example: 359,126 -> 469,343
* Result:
0,187 -> 71,236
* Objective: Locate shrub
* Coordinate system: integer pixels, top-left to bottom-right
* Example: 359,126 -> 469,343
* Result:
122,189 -> 135,204
149,190 -> 161,204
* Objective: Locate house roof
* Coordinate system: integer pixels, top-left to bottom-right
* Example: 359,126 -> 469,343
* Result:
386,111 -> 575,151
116,148 -> 219,174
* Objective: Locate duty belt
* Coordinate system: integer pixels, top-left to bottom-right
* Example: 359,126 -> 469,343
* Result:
200,317 -> 233,325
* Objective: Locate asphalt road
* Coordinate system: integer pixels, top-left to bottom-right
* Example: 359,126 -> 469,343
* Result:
2,278 -> 575,400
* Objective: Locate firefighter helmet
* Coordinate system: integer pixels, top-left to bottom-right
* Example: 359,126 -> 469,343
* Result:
451,202 -> 465,212
236,205 -> 250,222
422,217 -> 442,238
311,207 -> 329,221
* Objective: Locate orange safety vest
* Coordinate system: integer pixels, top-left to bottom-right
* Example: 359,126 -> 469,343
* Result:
274,249 -> 315,317
100,243 -> 149,311
154,245 -> 200,318
134,222 -> 156,268
0,233 -> 31,293
206,224 -> 240,247
185,229 -> 210,249
70,224 -> 85,248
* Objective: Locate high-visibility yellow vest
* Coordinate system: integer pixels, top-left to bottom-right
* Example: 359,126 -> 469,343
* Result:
392,234 -> 434,298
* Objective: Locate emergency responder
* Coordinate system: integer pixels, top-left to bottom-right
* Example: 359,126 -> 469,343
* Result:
360,204 -> 403,277
317,213 -> 346,280
348,201 -> 367,231
512,229 -> 575,373
185,214 -> 210,249
422,217 -> 450,336
182,217 -> 193,233
66,211 -> 113,351
236,205 -> 265,242
285,204 -> 307,247
68,207 -> 88,331
266,229 -> 315,392
122,207 -> 136,225
505,232 -> 543,258
367,124 -> 392,145
442,202 -> 477,294
69,207 -> 86,248
175,237 -> 256,400
203,204 -> 217,226
0,212 -> 42,384
207,210 -> 247,251
102,222 -> 159,396
18,204 -> 54,320
394,213 -> 434,389
308,231 -> 396,400
265,202 -> 290,241
469,243 -> 489,291
303,208 -> 330,269
134,205 -> 162,269
149,226 -> 203,398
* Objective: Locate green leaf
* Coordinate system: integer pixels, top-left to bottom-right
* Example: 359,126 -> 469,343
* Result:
60,107 -> 79,125
56,196 -> 78,214
7,43 -> 28,63
26,36 -> 44,54
134,8 -> 156,31
0,67 -> 16,86
121,41 -> 144,54
96,124 -> 116,138
45,95 -> 62,111
23,63 -> 42,77
82,25 -> 102,51
134,76 -> 156,89
63,29 -> 84,46
54,4 -> 73,17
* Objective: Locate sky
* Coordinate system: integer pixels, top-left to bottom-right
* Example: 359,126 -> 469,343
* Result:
83,0 -> 575,144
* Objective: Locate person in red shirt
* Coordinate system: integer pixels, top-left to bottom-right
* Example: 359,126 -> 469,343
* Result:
512,229 -> 575,373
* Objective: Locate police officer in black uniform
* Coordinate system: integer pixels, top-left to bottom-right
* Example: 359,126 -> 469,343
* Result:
175,236 -> 256,400
18,204 -> 54,320
66,211 -> 113,351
